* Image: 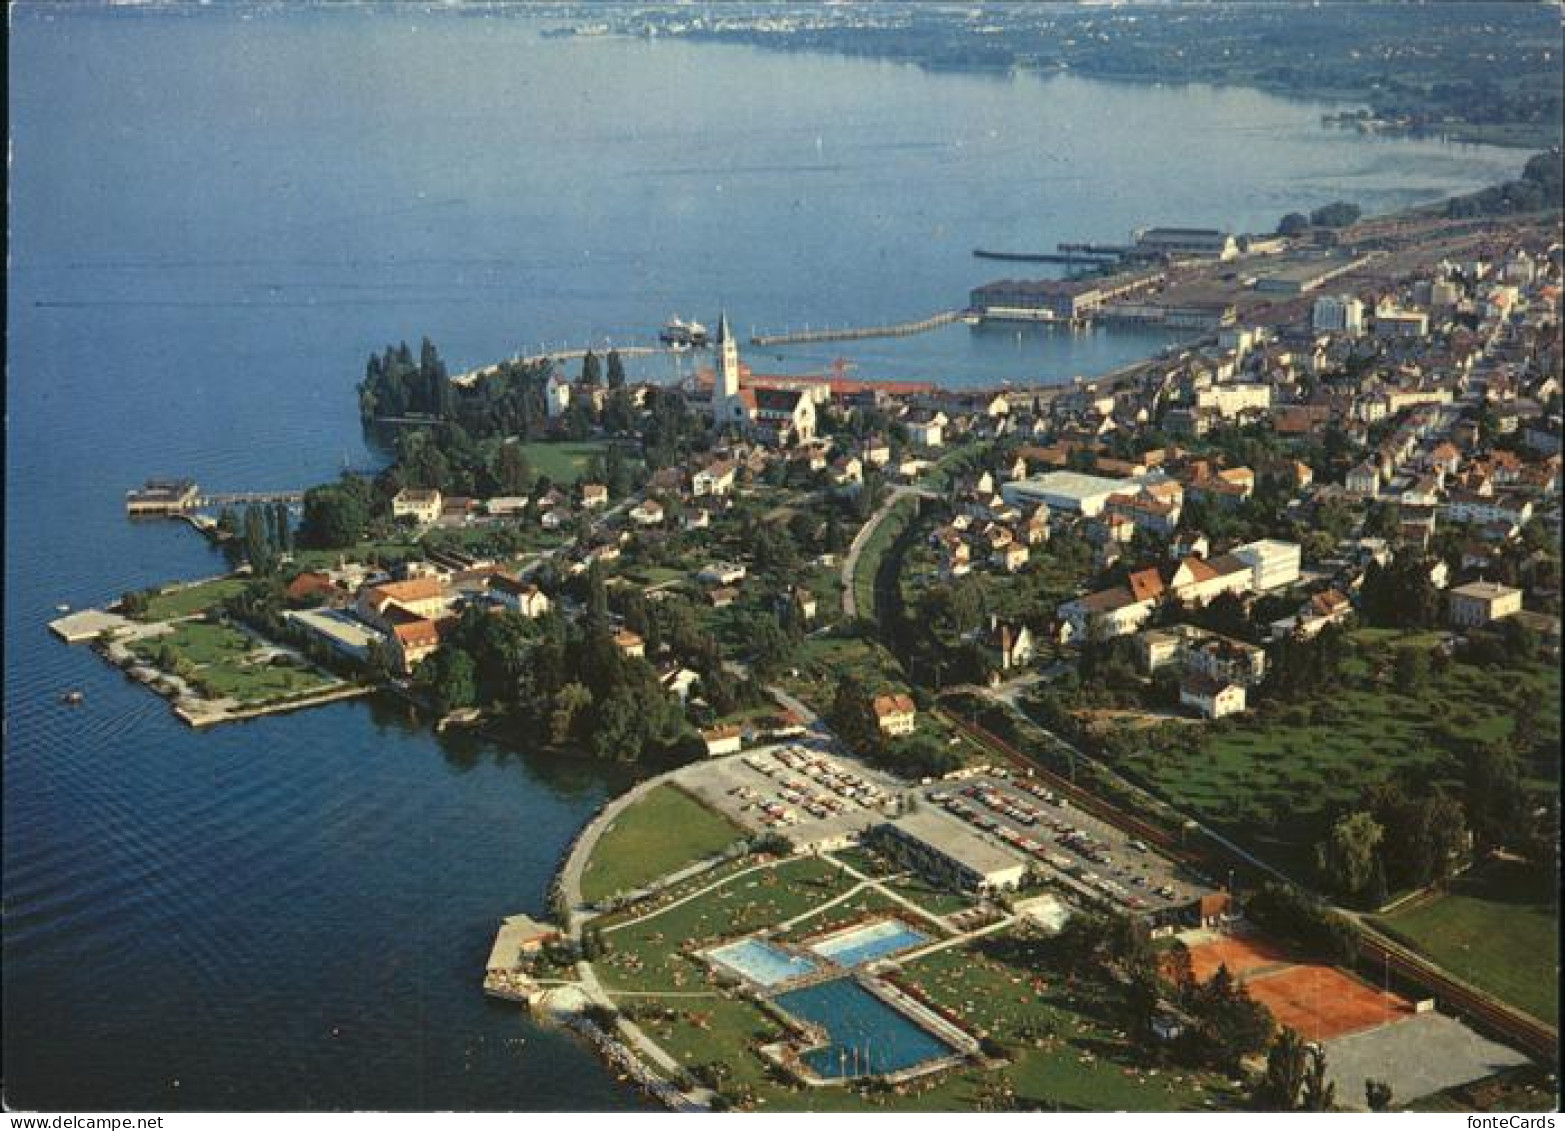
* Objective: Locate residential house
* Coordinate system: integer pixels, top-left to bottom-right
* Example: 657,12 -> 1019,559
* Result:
391,487 -> 443,526
489,574 -> 552,618
872,693 -> 917,737
1180,673 -> 1246,719
1447,581 -> 1523,628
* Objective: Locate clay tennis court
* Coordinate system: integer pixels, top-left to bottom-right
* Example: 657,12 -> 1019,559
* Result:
1183,932 -> 1294,982
1186,933 -> 1412,1041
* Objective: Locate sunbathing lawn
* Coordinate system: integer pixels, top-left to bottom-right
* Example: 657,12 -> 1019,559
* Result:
135,577 -> 250,622
902,940 -> 1242,1112
595,856 -> 856,993
580,785 -> 746,903
1373,860 -> 1559,1024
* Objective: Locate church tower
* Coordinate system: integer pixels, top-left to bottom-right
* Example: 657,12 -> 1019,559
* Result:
714,311 -> 746,425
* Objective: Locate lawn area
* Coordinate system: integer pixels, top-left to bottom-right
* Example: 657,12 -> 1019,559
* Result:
135,577 -> 249,622
290,536 -> 424,571
1373,859 -> 1559,1024
901,937 -> 1242,1112
129,620 -> 336,704
883,874 -> 977,919
786,633 -> 907,717
580,785 -> 747,903
1113,634 -> 1562,879
515,440 -> 609,486
595,856 -> 856,993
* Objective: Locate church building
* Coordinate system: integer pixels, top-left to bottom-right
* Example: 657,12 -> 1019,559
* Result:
708,312 -> 816,447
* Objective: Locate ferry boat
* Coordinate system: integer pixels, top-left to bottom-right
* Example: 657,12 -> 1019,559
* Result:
658,316 -> 709,349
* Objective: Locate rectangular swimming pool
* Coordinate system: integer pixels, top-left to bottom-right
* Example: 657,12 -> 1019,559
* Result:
705,938 -> 819,987
773,978 -> 955,1078
808,918 -> 929,968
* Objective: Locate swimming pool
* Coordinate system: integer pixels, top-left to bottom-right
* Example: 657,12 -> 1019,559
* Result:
773,978 -> 955,1078
705,938 -> 820,987
808,919 -> 929,968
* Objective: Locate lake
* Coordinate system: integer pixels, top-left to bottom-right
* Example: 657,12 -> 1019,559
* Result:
2,3 -> 1522,1111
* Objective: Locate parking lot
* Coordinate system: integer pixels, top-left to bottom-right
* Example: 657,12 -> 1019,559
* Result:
923,769 -> 1218,918
679,743 -> 905,851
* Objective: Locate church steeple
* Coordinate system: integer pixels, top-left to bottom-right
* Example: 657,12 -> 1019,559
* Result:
716,309 -> 741,406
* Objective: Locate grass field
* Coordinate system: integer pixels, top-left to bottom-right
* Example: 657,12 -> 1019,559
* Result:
595,856 -> 855,992
1374,859 -> 1559,1024
515,440 -> 610,486
135,577 -> 249,622
130,620 -> 335,704
579,785 -> 746,903
902,938 -> 1242,1111
1115,633 -> 1562,877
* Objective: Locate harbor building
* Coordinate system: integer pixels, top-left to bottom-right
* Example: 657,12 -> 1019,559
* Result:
1131,227 -> 1238,260
126,478 -> 199,516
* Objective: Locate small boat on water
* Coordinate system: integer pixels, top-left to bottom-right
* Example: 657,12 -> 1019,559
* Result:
56,603 -> 71,613
61,690 -> 85,705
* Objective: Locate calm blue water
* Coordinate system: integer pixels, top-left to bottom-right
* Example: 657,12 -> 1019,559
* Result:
809,919 -> 929,968
774,979 -> 954,1079
3,2 -> 1523,1111
706,938 -> 820,987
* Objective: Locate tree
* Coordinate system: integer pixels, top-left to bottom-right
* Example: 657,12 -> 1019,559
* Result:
1365,1078 -> 1394,1112
1276,212 -> 1310,237
298,484 -> 368,549
1255,1027 -> 1308,1110
415,648 -> 477,715
1393,646 -> 1430,694
606,349 -> 626,389
243,506 -> 278,575
1316,811 -> 1385,900
1309,200 -> 1361,228
1300,1043 -> 1336,1111
580,350 -> 602,388
493,442 -> 534,495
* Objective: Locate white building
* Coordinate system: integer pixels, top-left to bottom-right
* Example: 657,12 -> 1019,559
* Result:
392,487 -> 443,526
1232,539 -> 1302,591
1002,470 -> 1162,519
1195,383 -> 1272,420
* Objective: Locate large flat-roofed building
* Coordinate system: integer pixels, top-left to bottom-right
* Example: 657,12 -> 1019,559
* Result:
1001,470 -> 1162,518
876,809 -> 1026,894
1133,227 -> 1238,261
970,278 -> 1103,321
1448,580 -> 1523,628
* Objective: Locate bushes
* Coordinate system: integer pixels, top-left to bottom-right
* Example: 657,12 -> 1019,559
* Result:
1244,883 -> 1358,965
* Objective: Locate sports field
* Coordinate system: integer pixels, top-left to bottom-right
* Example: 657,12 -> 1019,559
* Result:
1186,933 -> 1410,1042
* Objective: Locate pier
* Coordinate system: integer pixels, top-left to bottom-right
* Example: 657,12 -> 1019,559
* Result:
750,309 -> 967,348
452,344 -> 672,387
973,248 -> 1119,266
125,480 -> 305,516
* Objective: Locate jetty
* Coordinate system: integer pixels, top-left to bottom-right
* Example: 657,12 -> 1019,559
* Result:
125,479 -> 304,516
973,248 -> 1118,266
750,309 -> 966,348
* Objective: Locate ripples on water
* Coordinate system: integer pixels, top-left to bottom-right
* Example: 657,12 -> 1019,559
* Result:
4,3 -> 1523,1111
